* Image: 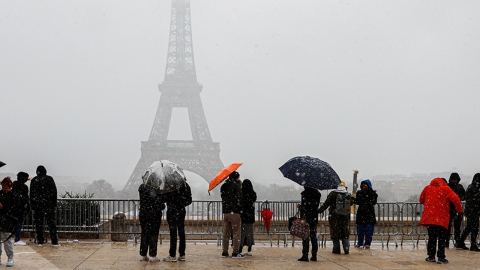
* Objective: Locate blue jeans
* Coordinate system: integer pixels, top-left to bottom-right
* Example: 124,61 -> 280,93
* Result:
14,216 -> 26,242
301,221 -> 318,257
357,223 -> 374,246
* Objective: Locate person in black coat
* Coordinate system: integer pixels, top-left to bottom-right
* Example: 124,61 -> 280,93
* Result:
446,173 -> 465,248
353,179 -> 378,249
138,183 -> 166,262
220,171 -> 244,258
30,165 -> 59,246
456,173 -> 480,251
297,186 -> 321,262
12,172 -> 30,246
239,179 -> 257,255
163,181 -> 192,262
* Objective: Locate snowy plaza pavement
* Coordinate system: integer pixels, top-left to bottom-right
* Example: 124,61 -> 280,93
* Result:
7,239 -> 480,269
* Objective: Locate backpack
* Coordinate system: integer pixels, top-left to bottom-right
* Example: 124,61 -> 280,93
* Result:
176,182 -> 192,208
333,192 -> 351,216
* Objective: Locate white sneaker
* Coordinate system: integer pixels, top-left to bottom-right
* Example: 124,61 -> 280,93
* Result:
37,244 -> 43,247
14,240 -> 27,246
149,256 -> 160,262
244,252 -> 252,256
53,243 -> 61,247
139,256 -> 148,261
6,260 -> 13,267
163,256 -> 177,262
178,255 -> 186,261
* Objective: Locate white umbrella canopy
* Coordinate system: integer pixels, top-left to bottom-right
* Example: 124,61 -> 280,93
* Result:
142,160 -> 186,193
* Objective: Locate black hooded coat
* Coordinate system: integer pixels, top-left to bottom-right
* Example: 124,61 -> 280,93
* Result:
448,173 -> 465,215
464,173 -> 480,218
353,180 -> 378,224
12,171 -> 30,215
241,180 -> 257,224
30,166 -> 58,211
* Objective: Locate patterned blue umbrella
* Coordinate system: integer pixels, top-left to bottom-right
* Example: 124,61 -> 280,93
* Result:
0,161 -> 5,168
279,156 -> 340,190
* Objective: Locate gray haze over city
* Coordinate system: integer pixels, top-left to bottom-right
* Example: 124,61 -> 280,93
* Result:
1,1 -> 479,194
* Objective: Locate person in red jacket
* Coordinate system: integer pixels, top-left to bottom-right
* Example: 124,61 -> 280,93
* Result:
419,177 -> 463,264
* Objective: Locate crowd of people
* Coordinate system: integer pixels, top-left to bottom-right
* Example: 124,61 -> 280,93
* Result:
1,165 -> 478,266
0,165 -> 60,267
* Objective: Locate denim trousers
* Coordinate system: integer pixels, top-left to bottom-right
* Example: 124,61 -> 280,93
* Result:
301,220 -> 318,257
356,223 -> 374,246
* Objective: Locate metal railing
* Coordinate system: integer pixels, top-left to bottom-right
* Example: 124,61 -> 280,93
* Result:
22,199 -> 464,248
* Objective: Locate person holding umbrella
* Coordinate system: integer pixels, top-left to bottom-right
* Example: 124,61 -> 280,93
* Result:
239,179 -> 257,256
138,183 -> 166,262
317,180 -> 353,255
296,186 -> 321,262
163,181 -> 192,262
220,171 -> 244,258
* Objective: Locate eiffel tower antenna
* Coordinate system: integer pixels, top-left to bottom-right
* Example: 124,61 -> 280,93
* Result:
123,0 -> 224,198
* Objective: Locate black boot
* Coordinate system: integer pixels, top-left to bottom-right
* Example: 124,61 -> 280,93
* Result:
470,245 -> 480,252
310,254 -> 317,261
455,241 -> 469,250
298,255 -> 309,262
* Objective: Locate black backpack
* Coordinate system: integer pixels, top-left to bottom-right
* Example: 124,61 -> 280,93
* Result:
333,192 -> 351,216
176,182 -> 192,208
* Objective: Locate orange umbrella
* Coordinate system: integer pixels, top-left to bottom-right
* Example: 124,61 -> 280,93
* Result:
208,162 -> 243,195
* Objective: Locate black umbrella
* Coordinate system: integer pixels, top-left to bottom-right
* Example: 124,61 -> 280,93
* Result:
0,161 -> 5,168
279,156 -> 340,190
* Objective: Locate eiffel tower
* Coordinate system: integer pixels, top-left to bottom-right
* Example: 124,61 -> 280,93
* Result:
123,0 -> 224,198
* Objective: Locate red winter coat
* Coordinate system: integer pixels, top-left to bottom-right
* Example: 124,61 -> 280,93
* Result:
419,178 -> 463,230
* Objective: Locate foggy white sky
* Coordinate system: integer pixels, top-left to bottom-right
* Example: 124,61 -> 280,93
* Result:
1,1 -> 479,190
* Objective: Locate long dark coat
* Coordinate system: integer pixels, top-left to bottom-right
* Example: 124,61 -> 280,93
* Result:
12,178 -> 30,216
299,187 -> 321,223
353,180 -> 378,224
464,174 -> 480,218
30,166 -> 57,211
220,178 -> 243,214
241,183 -> 257,224
318,190 -> 352,240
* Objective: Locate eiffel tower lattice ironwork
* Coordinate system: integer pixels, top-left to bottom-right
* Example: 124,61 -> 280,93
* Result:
123,0 -> 224,198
